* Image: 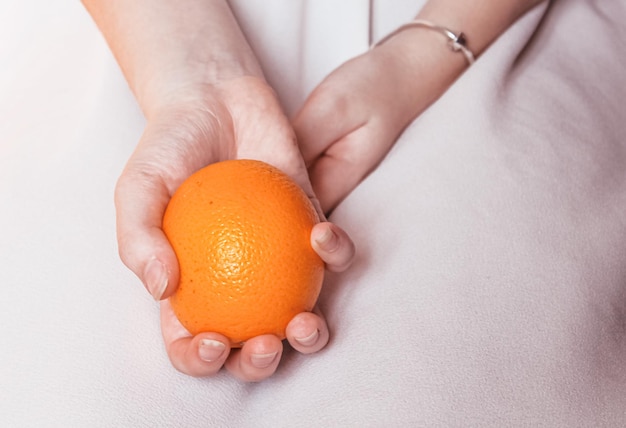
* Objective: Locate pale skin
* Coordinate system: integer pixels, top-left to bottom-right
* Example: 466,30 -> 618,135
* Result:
82,0 -> 545,381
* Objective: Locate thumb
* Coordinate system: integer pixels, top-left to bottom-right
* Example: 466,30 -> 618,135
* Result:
114,161 -> 180,300
311,222 -> 355,273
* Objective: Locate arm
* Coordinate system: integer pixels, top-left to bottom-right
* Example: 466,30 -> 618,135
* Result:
83,0 -> 355,382
416,0 -> 546,54
378,0 -> 547,116
81,0 -> 262,116
293,0 -> 547,212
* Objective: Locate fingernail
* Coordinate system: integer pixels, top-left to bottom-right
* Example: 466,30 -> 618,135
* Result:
294,329 -> 320,347
144,257 -> 168,300
315,227 -> 338,252
250,352 -> 278,369
199,339 -> 226,362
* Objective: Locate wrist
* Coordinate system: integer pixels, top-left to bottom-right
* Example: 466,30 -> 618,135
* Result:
375,20 -> 475,66
137,50 -> 264,119
145,75 -> 273,124
370,28 -> 468,120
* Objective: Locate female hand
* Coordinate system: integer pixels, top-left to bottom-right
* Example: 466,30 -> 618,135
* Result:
293,0 -> 546,213
82,0 -> 355,382
115,76 -> 355,381
293,31 -> 469,213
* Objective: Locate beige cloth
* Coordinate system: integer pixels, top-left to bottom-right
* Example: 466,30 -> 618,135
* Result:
2,0 -> 626,426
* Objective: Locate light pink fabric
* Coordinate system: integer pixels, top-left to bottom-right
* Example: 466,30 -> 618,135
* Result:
2,0 -> 626,426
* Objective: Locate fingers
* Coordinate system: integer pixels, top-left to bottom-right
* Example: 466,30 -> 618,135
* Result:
160,300 -> 231,377
162,299 -> 285,382
311,222 -> 355,273
293,81 -> 391,213
224,335 -> 283,382
308,119 -> 395,213
303,124 -> 397,213
115,163 -> 180,300
285,309 -> 330,354
292,82 -> 358,167
223,310 -> 331,381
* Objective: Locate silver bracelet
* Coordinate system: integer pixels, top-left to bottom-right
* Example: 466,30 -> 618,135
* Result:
373,19 -> 475,66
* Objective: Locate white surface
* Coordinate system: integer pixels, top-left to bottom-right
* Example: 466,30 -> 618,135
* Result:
2,1 -> 626,426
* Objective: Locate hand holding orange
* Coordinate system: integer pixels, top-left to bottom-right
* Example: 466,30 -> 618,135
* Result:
163,159 -> 325,347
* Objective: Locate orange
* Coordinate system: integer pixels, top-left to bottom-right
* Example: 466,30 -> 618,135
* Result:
163,159 -> 325,346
